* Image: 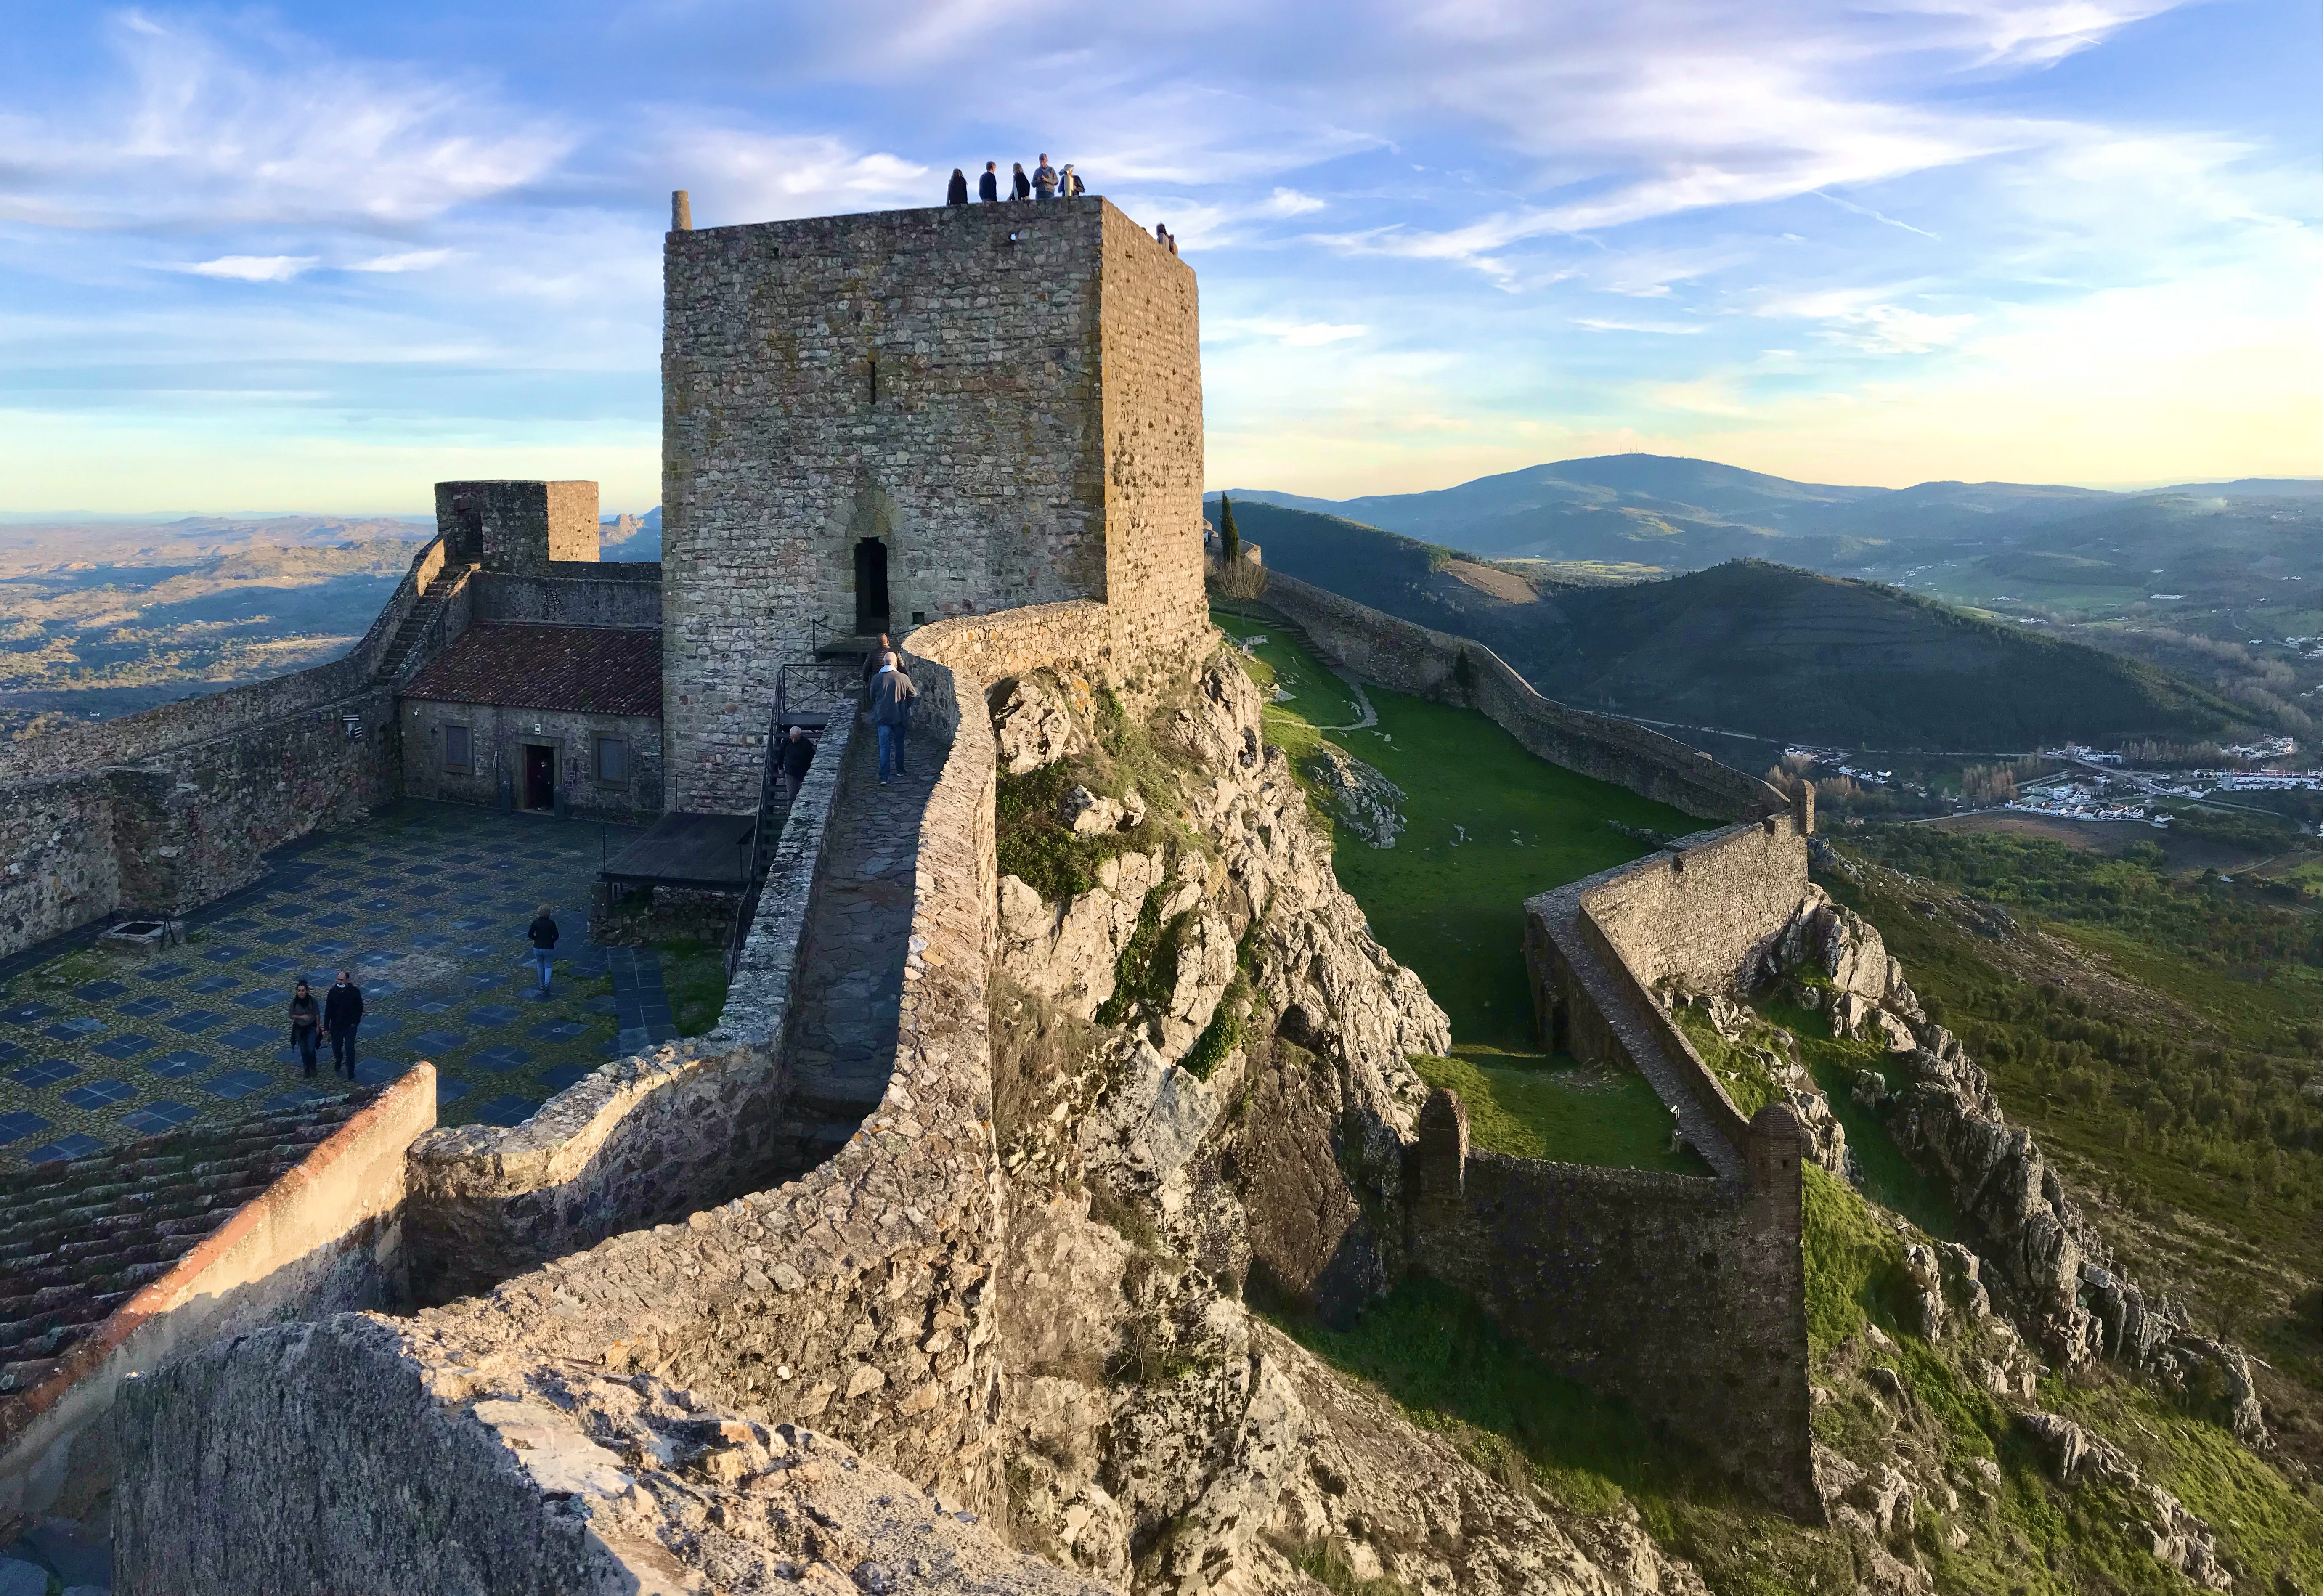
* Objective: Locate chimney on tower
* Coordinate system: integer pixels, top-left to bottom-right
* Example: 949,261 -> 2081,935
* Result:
671,189 -> 692,231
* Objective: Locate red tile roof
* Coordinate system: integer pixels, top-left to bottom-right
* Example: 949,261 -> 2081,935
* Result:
404,623 -> 661,716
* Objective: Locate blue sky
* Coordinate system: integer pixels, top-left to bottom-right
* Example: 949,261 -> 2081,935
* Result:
1,0 -> 2317,512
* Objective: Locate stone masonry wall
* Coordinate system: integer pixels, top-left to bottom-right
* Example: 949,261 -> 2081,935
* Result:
1262,570 -> 1799,825
1096,204 -> 1210,681
661,199 -> 1196,812
400,702 -> 663,822
1586,817 -> 1812,993
403,715 -> 854,1304
472,567 -> 662,629
0,1067 -> 435,1543
0,538 -> 444,957
1408,1088 -> 1820,1521
398,646 -> 1003,1514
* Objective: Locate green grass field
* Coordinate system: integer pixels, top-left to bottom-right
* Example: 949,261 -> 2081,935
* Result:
1214,607 -> 1696,1052
1411,1050 -> 1705,1174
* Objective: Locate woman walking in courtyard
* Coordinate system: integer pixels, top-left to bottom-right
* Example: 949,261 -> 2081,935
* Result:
528,904 -> 560,999
287,979 -> 321,1079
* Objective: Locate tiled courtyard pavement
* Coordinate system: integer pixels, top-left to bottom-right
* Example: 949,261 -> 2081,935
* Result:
0,801 -> 657,1171
779,720 -> 947,1169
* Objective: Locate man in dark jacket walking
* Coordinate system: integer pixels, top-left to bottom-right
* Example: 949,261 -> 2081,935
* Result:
861,631 -> 893,700
322,968 -> 363,1080
779,725 -> 816,801
528,905 -> 559,999
979,161 -> 999,202
946,168 -> 968,205
868,652 -> 919,784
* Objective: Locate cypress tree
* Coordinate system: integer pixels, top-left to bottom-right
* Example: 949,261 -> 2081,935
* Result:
1218,494 -> 1241,565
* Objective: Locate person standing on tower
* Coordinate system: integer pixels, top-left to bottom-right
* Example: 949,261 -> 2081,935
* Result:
979,161 -> 1000,202
946,168 -> 969,205
1034,154 -> 1058,199
1012,162 -> 1031,200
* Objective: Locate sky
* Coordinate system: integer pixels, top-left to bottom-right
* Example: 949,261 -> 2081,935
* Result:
0,1 -> 2318,513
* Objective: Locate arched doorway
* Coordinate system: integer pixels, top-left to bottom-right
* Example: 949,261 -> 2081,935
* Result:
854,538 -> 889,636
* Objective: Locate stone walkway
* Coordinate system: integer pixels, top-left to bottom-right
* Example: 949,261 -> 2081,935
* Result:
776,717 -> 947,1173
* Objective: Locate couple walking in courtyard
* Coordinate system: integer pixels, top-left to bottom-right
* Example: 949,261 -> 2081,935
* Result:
286,970 -> 363,1081
860,633 -> 920,785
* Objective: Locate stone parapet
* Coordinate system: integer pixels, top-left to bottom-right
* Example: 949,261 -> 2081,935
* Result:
1407,1087 -> 1817,1521
404,714 -> 856,1304
1261,570 -> 1792,824
398,648 -> 1005,1513
0,1068 -> 435,1542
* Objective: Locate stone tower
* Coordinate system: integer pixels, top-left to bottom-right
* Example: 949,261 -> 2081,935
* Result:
660,198 -> 1206,812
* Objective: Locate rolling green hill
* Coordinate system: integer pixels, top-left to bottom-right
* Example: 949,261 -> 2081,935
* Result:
1227,498 -> 2273,750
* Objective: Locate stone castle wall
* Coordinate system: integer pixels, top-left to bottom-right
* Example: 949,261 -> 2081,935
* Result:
1261,570 -> 1798,825
1408,1088 -> 1819,1521
660,199 -> 1199,812
0,1068 -> 436,1542
399,701 -> 663,822
1095,204 -> 1209,680
0,537 -> 452,958
403,713 -> 854,1304
472,565 -> 661,629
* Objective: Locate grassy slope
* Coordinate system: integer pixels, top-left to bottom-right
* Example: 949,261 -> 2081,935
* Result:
1409,1051 -> 1704,1175
1214,607 -> 2323,1590
1215,607 -> 1695,1050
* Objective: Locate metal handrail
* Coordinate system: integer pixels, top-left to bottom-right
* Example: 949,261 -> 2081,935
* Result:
726,658 -> 858,977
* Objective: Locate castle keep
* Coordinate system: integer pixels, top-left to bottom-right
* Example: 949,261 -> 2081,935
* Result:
660,200 -> 1205,811
1,191 -> 1832,1591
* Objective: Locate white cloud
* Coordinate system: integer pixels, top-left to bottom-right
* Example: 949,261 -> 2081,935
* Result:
643,125 -> 929,223
181,255 -> 317,282
1209,317 -> 1368,347
0,13 -> 570,231
1575,317 -> 1707,335
1262,187 -> 1326,216
347,249 -> 452,274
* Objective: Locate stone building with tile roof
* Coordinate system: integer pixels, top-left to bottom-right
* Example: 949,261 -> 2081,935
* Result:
399,622 -> 663,821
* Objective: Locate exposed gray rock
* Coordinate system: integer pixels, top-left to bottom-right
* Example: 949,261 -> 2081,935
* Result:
2145,1485 -> 2234,1591
1062,785 -> 1125,836
998,853 -> 1164,1019
1301,745 -> 1405,849
994,672 -> 1089,775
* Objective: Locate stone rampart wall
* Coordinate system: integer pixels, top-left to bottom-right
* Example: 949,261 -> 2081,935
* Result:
0,537 -> 440,786
0,1067 -> 435,1538
1525,819 -> 1811,1174
901,599 -> 1115,737
1586,817 -> 1811,991
0,540 -> 442,957
403,714 -> 854,1305
474,566 -> 662,629
1261,570 -> 1794,825
1408,1088 -> 1819,1520
395,638 -> 1005,1513
1096,204 -> 1210,678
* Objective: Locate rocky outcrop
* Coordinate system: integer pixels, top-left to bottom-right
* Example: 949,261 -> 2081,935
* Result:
994,671 -> 1093,776
1301,745 -> 1405,849
988,646 -> 1699,1594
1764,884 -> 2273,1451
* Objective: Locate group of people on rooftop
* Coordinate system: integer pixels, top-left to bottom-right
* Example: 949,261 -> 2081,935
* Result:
948,154 -> 1082,205
943,156 -> 1178,254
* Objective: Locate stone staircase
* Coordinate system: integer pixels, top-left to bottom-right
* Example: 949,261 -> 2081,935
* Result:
373,563 -> 475,685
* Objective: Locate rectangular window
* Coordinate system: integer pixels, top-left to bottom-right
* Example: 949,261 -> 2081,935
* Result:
594,734 -> 628,783
443,723 -> 472,771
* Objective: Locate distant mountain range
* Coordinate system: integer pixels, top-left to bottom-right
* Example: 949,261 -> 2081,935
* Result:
1221,497 -> 2276,751
1210,454 -> 2323,576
